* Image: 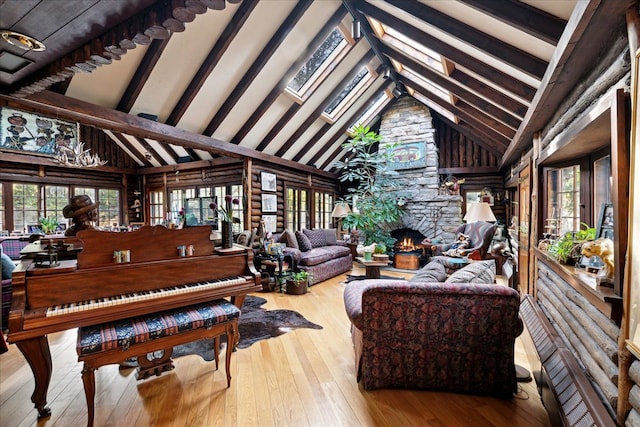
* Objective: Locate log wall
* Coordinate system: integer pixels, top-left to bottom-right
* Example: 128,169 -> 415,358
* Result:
536,260 -> 620,416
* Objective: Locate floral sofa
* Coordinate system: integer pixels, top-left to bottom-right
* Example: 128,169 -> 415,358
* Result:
276,228 -> 352,285
342,259 -> 522,396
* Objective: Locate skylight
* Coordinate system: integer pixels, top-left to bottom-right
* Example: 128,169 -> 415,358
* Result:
401,67 -> 450,102
324,67 -> 368,115
348,91 -> 392,134
287,29 -> 348,99
382,26 -> 444,74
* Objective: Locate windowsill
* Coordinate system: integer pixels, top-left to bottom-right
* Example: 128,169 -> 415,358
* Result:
534,247 -> 622,324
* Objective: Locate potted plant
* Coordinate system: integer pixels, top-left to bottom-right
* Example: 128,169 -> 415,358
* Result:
39,216 -> 59,234
285,270 -> 311,295
373,243 -> 388,262
334,124 -> 407,249
548,223 -> 596,265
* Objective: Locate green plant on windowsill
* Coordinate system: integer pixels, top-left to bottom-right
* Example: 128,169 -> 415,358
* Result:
548,223 -> 596,265
39,216 -> 59,234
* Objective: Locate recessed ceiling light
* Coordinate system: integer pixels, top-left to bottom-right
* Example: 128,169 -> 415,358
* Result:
0,30 -> 45,51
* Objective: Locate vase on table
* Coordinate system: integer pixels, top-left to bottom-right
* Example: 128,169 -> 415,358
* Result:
221,220 -> 233,249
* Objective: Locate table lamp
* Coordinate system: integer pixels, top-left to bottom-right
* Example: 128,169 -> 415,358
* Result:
331,202 -> 351,239
463,202 -> 496,223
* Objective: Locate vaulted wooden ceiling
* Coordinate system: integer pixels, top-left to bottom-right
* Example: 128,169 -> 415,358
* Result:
0,0 -> 631,173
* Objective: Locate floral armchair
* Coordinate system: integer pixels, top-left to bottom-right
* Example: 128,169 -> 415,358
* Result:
343,279 -> 522,396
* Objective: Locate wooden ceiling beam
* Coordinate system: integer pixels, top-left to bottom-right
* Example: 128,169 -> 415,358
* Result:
308,80 -> 393,166
383,0 -> 548,80
400,77 -> 509,154
459,0 -> 566,45
110,132 -> 153,167
449,68 -> 527,118
454,98 -> 515,139
383,44 -> 521,130
166,0 -> 259,127
231,5 -> 347,144
255,104 -> 301,151
117,38 -> 171,113
355,0 -> 536,102
203,0 -> 314,136
134,137 -> 168,166
7,91 -> 337,178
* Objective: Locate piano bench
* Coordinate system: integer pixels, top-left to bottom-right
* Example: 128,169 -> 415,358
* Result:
76,299 -> 239,427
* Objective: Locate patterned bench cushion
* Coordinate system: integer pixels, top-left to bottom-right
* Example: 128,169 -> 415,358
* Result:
77,299 -> 239,355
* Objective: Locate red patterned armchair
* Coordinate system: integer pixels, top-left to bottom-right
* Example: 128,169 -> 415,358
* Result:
343,279 -> 522,396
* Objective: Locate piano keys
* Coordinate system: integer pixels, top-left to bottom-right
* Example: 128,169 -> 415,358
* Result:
7,225 -> 261,420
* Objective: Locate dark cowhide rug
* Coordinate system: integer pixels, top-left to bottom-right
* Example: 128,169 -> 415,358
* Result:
173,296 -> 322,361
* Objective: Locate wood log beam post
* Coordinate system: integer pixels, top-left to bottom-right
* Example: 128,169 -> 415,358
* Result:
245,158 -> 252,231
619,5 -> 640,424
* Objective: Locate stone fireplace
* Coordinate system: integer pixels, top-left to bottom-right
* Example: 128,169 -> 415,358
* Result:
378,97 -> 462,250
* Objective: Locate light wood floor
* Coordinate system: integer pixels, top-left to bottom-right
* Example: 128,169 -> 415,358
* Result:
0,266 -> 551,427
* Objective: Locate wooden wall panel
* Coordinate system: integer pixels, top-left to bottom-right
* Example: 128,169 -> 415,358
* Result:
434,116 -> 499,169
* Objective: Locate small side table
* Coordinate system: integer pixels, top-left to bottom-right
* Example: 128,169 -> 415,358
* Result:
254,252 -> 295,291
346,242 -> 358,259
355,257 -> 389,279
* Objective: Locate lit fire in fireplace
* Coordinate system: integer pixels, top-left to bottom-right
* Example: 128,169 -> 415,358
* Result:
397,236 -> 417,252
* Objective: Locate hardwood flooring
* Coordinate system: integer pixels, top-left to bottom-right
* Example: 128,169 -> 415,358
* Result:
0,266 -> 551,426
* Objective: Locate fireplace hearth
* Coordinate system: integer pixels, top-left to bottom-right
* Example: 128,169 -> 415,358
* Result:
391,228 -> 429,269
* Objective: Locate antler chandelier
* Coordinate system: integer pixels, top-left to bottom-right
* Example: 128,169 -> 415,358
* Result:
53,142 -> 107,168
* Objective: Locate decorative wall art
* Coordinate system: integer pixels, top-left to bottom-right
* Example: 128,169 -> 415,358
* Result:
0,107 -> 79,156
261,194 -> 277,213
261,172 -> 277,192
262,215 -> 277,233
384,141 -> 427,170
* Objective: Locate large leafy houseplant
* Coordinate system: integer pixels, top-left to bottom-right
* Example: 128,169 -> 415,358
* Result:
333,124 -> 406,250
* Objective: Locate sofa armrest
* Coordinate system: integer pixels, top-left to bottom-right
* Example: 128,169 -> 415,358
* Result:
343,279 -> 409,329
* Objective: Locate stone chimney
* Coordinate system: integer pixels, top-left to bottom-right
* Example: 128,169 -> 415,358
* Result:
378,97 -> 462,243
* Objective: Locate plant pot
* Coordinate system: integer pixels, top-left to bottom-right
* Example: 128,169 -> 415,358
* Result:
363,251 -> 373,261
373,254 -> 388,262
286,279 -> 308,295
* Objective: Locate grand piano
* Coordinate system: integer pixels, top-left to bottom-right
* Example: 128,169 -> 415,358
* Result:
7,225 -> 261,419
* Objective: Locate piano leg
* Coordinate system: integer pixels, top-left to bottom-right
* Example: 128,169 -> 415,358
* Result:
229,295 -> 245,349
81,364 -> 96,427
16,336 -> 53,419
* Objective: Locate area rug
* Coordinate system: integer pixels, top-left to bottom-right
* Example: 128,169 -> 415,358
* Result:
173,296 -> 322,360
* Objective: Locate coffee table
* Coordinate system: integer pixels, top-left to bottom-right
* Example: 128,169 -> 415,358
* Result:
355,257 -> 390,279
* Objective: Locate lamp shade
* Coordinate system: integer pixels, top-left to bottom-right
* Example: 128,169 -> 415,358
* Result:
331,202 -> 351,218
463,202 -> 496,223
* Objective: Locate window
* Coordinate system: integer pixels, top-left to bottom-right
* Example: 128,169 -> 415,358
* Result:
546,165 -> 580,235
314,191 -> 334,228
287,29 -> 348,100
149,190 -> 164,225
348,91 -> 392,134
74,186 -> 120,228
170,188 -> 196,224
214,185 -> 244,233
593,155 -> 612,221
322,66 -> 375,122
12,183 -> 38,232
286,188 -> 309,231
43,185 -> 68,225
99,189 -> 120,227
